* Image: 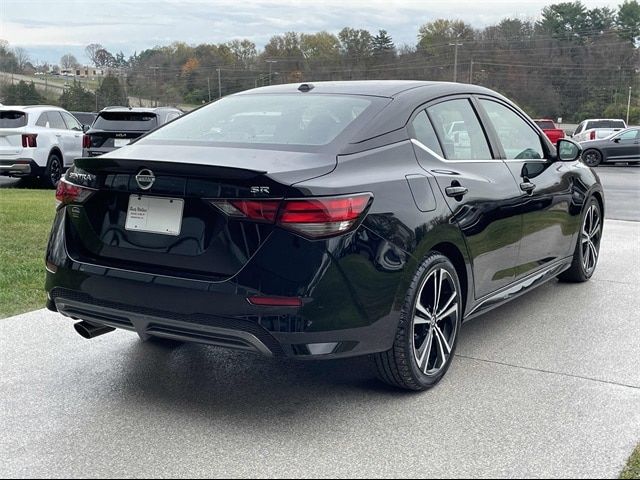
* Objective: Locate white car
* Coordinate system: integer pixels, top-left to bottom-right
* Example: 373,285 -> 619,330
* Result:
0,105 -> 85,187
572,118 -> 627,142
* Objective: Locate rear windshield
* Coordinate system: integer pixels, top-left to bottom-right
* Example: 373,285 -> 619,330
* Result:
0,111 -> 27,128
535,120 -> 556,130
93,112 -> 158,131
140,94 -> 373,147
585,120 -> 626,130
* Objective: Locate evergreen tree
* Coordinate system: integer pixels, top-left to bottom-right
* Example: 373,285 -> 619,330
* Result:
95,74 -> 127,109
0,81 -> 45,105
59,80 -> 95,112
372,30 -> 395,54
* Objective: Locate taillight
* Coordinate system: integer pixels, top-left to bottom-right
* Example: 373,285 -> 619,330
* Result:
278,195 -> 372,238
55,179 -> 96,206
247,296 -> 302,307
21,134 -> 37,148
82,134 -> 91,149
590,131 -> 596,140
210,193 -> 372,239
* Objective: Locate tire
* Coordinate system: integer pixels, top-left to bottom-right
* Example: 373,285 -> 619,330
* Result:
373,252 -> 463,391
42,153 -> 63,188
558,197 -> 603,283
582,149 -> 602,167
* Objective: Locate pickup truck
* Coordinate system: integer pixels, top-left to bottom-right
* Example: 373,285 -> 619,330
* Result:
572,118 -> 627,142
534,119 -> 565,143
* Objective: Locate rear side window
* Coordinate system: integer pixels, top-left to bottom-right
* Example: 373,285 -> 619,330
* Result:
47,111 -> 67,130
586,120 -> 626,129
427,99 -> 492,160
0,111 -> 27,128
535,120 -> 556,130
480,100 -> 544,160
93,112 -> 158,131
411,110 -> 443,157
36,113 -> 49,128
141,94 -> 373,147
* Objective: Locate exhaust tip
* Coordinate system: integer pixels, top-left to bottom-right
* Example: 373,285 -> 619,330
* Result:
74,321 -> 115,339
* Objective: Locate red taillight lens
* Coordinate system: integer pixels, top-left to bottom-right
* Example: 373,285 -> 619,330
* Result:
590,131 -> 596,140
21,134 -> 37,148
210,199 -> 281,222
247,296 -> 302,307
82,134 -> 91,149
210,194 -> 372,238
55,179 -> 96,206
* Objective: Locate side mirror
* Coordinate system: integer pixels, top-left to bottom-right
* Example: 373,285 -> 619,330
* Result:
613,138 -> 621,143
82,124 -> 90,133
556,138 -> 582,162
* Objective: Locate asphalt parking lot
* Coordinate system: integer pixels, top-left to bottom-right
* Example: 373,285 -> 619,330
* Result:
1,166 -> 639,478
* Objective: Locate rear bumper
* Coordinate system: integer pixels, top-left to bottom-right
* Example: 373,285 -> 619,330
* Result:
0,159 -> 39,176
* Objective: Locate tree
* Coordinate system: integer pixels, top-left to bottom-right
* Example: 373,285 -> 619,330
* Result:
372,30 -> 396,55
85,43 -> 103,66
227,39 -> 257,67
264,32 -> 303,59
417,19 -> 474,51
12,47 -> 30,72
617,0 -> 640,42
536,2 -> 589,39
60,53 -> 79,70
94,48 -> 116,68
95,74 -> 127,109
300,31 -> 341,60
59,80 -> 95,111
587,7 -> 616,32
1,81 -> 45,105
338,27 -> 373,59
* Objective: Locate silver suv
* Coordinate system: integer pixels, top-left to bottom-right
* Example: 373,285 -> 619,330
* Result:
0,105 -> 86,187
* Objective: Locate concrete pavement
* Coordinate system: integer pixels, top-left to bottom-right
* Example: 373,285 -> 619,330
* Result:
0,220 -> 638,478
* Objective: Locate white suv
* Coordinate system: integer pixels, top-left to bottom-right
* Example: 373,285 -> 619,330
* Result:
0,105 -> 85,187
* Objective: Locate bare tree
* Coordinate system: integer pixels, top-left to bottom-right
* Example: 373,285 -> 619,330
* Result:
60,54 -> 79,70
85,43 -> 103,66
13,47 -> 30,71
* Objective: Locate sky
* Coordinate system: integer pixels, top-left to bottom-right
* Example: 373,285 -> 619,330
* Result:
0,0 -> 625,65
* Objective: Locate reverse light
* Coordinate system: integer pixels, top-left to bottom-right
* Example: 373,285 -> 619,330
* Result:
55,178 -> 96,206
21,134 -> 37,148
210,193 -> 372,239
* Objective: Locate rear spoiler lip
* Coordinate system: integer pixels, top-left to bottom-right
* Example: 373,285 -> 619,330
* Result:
73,157 -> 267,180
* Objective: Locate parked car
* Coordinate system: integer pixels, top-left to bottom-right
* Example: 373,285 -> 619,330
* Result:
580,127 -> 640,166
70,111 -> 97,127
533,119 -> 565,143
83,106 -> 182,157
572,118 -> 627,142
47,81 -> 603,391
0,105 -> 84,187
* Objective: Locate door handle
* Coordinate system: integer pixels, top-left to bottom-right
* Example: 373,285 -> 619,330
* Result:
445,185 -> 468,198
520,181 -> 536,194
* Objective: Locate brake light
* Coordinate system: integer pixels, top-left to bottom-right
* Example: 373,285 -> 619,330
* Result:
247,296 -> 302,307
210,193 -> 372,239
55,179 -> 96,206
82,134 -> 91,149
590,131 -> 596,140
21,134 -> 37,148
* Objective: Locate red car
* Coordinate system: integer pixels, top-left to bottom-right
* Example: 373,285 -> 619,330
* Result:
534,119 -> 565,143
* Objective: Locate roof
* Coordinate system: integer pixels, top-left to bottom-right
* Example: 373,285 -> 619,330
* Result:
100,106 -> 182,113
0,105 -> 63,111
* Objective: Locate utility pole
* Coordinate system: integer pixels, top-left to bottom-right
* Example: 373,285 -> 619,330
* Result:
207,77 -> 211,102
449,41 -> 463,83
627,86 -> 632,126
150,65 -> 160,107
217,68 -> 221,99
469,59 -> 474,84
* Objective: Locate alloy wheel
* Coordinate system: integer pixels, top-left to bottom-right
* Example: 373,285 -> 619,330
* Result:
581,203 -> 601,275
412,268 -> 459,376
583,150 -> 601,167
49,157 -> 62,186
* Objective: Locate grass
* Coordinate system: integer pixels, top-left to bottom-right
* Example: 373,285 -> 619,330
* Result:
622,445 -> 640,479
0,189 -> 57,318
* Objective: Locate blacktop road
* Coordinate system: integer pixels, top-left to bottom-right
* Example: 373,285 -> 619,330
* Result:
1,167 -> 639,478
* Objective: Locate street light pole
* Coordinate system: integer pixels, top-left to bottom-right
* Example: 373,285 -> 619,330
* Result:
217,68 -> 221,99
449,42 -> 463,83
626,86 -> 632,126
266,60 -> 278,85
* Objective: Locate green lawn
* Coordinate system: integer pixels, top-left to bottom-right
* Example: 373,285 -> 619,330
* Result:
622,445 -> 640,479
0,189 -> 57,318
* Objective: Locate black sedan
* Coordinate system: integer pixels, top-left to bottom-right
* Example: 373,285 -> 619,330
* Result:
580,127 -> 640,166
46,81 -> 604,391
